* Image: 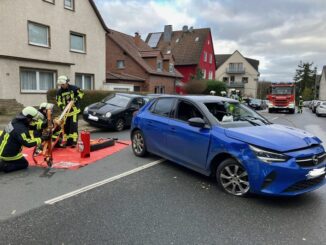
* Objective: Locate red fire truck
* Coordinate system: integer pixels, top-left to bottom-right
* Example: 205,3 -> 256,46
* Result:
267,83 -> 296,114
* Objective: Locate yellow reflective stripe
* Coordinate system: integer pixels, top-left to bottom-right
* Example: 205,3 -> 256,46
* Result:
77,89 -> 84,99
29,130 -> 35,139
66,108 -> 80,117
67,133 -> 78,141
0,153 -> 23,161
61,91 -> 71,96
73,113 -> 78,122
21,133 -> 41,145
0,133 -> 9,156
31,120 -> 43,130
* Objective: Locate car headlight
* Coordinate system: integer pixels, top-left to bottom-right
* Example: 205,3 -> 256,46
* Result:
84,106 -> 89,113
249,145 -> 289,163
105,112 -> 111,118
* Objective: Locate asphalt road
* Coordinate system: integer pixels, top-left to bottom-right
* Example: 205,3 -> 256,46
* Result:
0,107 -> 325,245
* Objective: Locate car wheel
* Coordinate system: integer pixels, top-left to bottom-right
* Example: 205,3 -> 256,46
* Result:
316,113 -> 320,117
114,119 -> 125,131
216,158 -> 250,196
131,130 -> 147,157
268,108 -> 273,113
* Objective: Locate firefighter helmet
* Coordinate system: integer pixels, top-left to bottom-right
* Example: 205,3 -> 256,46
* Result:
57,75 -> 69,85
22,106 -> 38,119
39,102 -> 54,110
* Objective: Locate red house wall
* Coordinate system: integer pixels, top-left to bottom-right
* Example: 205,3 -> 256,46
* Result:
174,65 -> 196,94
198,33 -> 216,80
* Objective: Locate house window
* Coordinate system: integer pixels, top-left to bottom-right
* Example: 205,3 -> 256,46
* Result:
43,0 -> 55,4
204,52 -> 207,62
230,76 -> 235,82
208,71 -> 213,80
169,63 -> 174,73
195,37 -> 199,42
202,69 -> 206,79
155,86 -> 165,94
64,0 -> 74,10
20,68 -> 55,93
176,38 -> 180,43
242,77 -> 248,83
28,22 -> 50,47
209,54 -> 213,64
223,77 -> 228,83
229,63 -> 243,72
116,60 -> 125,69
70,32 -> 85,53
113,87 -> 130,92
134,86 -> 141,92
157,60 -> 162,72
75,74 -> 94,90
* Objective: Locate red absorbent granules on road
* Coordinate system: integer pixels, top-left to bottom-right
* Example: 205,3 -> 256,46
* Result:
22,140 -> 131,170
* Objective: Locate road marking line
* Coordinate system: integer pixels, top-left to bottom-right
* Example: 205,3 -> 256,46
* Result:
271,117 -> 279,121
45,159 -> 165,205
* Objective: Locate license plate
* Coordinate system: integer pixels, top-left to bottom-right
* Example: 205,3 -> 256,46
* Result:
88,114 -> 99,121
306,167 -> 326,179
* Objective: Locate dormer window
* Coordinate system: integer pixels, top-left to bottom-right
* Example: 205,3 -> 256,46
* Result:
204,51 -> 207,62
157,60 -> 162,72
169,63 -> 174,73
167,50 -> 171,54
116,60 -> 125,69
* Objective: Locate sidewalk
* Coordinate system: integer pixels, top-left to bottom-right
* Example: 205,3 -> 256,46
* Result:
0,115 -> 98,133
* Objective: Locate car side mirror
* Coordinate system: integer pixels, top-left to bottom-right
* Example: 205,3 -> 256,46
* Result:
188,117 -> 206,128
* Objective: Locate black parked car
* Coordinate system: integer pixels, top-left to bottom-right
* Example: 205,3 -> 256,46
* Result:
83,93 -> 147,131
248,99 -> 266,110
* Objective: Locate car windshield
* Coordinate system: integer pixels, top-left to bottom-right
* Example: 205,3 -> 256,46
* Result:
204,101 -> 270,126
102,95 -> 131,108
271,86 -> 293,95
250,99 -> 260,104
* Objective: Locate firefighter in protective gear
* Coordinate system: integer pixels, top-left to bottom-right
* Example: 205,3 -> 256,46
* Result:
298,96 -> 303,113
0,107 -> 47,173
56,75 -> 84,147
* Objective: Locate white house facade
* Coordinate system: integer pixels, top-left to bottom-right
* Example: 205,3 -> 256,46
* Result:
0,0 -> 107,106
215,50 -> 260,98
318,66 -> 326,100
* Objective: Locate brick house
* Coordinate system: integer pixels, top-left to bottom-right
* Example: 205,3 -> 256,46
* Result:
146,25 -> 216,94
105,30 -> 183,93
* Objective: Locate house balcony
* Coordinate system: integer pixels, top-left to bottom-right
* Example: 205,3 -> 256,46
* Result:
226,68 -> 245,74
227,81 -> 245,88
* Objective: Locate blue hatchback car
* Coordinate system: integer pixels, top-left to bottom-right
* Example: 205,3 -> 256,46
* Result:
131,95 -> 326,196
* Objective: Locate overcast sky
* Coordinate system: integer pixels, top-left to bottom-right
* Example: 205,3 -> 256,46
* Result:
94,0 -> 326,82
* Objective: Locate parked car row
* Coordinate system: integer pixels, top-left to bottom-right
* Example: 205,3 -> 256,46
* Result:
308,100 -> 326,117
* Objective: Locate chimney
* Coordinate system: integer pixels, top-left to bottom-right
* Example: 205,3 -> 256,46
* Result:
163,25 -> 172,42
134,32 -> 141,46
182,25 -> 188,32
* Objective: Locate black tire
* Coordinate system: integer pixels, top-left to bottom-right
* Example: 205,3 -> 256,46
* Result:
289,109 -> 295,114
131,130 -> 147,157
90,138 -> 115,152
216,158 -> 250,196
114,118 -> 125,131
268,108 -> 273,113
316,113 -> 320,117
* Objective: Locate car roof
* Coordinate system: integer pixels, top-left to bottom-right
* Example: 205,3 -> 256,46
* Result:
115,93 -> 144,98
153,95 -> 238,103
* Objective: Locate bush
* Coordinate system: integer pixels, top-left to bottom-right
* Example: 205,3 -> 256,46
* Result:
203,80 -> 227,96
184,79 -> 227,95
